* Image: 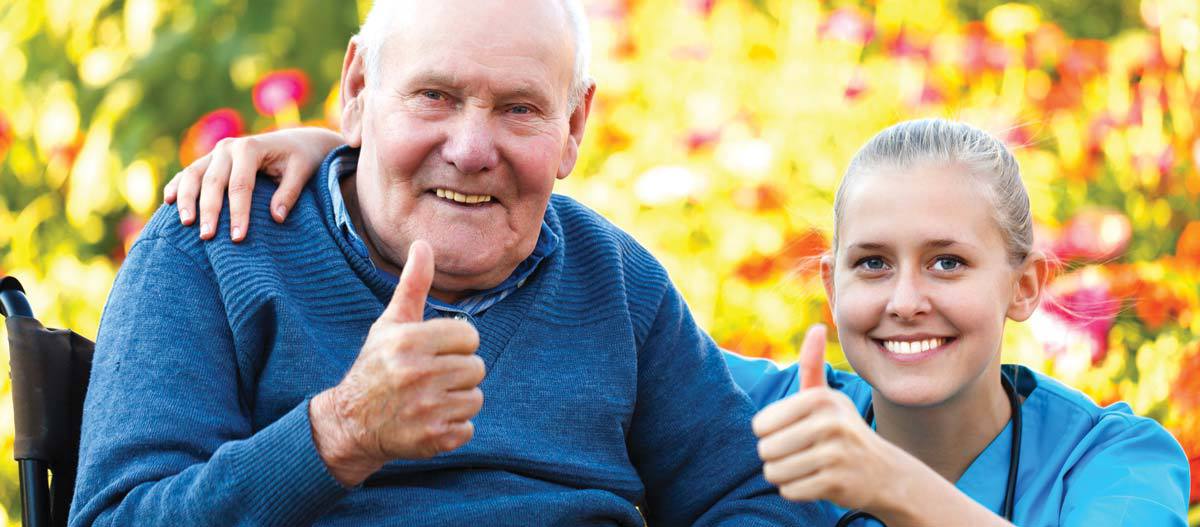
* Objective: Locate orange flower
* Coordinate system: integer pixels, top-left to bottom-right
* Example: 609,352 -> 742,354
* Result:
1133,280 -> 1189,330
720,330 -> 775,358
734,254 -> 776,284
1177,221 -> 1200,267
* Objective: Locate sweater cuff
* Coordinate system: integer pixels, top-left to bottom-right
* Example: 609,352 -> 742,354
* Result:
230,398 -> 350,526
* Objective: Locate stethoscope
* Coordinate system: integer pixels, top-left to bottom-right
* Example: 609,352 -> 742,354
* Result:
834,371 -> 1023,526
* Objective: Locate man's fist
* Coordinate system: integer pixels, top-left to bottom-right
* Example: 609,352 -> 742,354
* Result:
310,240 -> 486,486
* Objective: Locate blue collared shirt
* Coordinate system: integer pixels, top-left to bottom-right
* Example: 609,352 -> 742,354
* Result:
327,149 -> 559,317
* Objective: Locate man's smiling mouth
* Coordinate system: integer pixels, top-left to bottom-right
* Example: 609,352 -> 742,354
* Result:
433,188 -> 494,205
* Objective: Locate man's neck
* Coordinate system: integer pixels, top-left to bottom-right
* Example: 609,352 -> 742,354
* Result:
870,364 -> 1012,484
339,174 -> 465,305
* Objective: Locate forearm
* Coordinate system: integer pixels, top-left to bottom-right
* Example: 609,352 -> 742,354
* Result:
76,401 -> 348,527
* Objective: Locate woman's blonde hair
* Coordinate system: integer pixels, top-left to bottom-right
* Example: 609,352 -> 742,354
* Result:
832,118 -> 1033,266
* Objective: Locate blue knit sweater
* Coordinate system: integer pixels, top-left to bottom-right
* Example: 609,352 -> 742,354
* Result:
70,150 -> 826,526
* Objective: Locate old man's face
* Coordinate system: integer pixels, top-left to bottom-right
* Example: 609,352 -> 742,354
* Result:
340,0 -> 591,302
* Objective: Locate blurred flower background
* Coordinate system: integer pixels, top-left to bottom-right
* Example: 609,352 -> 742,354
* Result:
1,0 -> 1199,522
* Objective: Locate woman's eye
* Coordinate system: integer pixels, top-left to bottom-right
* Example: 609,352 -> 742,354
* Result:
931,256 -> 964,272
855,257 -> 888,271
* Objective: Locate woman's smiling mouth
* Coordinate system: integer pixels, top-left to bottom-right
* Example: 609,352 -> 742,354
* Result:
872,336 -> 957,362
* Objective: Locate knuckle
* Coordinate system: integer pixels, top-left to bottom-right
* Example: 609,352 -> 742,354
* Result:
231,136 -> 257,155
215,136 -> 237,150
228,178 -> 253,194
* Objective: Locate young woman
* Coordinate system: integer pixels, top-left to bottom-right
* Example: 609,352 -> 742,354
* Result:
166,119 -> 1190,525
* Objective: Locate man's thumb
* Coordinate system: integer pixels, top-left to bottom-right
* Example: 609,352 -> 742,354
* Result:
798,324 -> 828,390
385,240 -> 434,323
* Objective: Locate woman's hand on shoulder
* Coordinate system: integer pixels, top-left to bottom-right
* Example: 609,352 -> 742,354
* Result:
164,126 -> 343,241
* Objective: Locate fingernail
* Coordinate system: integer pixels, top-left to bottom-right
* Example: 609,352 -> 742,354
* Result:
180,209 -> 192,223
274,205 -> 287,220
231,226 -> 243,240
200,222 -> 212,237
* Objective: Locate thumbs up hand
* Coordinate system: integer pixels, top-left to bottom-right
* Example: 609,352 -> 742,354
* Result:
751,325 -> 901,512
310,241 -> 485,487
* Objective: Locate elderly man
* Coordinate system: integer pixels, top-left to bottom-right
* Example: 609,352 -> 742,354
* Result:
71,1 -> 825,525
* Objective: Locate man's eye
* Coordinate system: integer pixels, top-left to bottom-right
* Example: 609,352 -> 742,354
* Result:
855,257 -> 888,271
509,104 -> 533,115
931,256 -> 964,272
421,90 -> 444,100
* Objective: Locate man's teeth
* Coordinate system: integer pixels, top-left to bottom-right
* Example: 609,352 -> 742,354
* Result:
882,338 -> 948,354
435,188 -> 493,204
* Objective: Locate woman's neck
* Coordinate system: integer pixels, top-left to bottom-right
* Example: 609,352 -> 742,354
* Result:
870,367 -> 1013,483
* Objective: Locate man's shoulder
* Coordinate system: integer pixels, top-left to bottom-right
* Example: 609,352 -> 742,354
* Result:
138,176 -> 325,261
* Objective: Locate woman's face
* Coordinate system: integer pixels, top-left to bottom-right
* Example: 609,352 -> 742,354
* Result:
823,163 -> 1028,408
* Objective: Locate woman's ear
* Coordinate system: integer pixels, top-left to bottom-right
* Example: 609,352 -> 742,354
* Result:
340,37 -> 368,148
821,252 -> 836,313
1007,251 -> 1050,322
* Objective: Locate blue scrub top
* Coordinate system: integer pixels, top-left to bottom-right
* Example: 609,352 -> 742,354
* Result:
724,352 -> 1191,526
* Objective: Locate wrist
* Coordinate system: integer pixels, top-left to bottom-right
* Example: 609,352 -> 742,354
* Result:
309,388 -> 380,487
863,444 -> 930,522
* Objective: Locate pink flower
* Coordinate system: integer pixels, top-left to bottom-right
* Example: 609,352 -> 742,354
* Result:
1052,208 -> 1131,262
820,8 -> 875,45
179,108 -> 245,166
1036,276 -> 1119,364
252,69 -> 311,117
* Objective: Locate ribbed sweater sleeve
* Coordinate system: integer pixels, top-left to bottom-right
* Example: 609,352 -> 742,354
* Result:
68,234 -> 348,527
616,236 -> 827,525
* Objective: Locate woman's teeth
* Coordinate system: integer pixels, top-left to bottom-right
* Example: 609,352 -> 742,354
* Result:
882,338 -> 948,355
435,188 -> 493,204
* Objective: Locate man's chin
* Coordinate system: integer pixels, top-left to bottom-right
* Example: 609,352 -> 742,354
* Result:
429,257 -> 514,295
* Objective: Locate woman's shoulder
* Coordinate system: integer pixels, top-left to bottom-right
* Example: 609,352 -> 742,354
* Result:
722,351 -> 872,413
1013,364 -> 1168,435
1010,365 -> 1191,519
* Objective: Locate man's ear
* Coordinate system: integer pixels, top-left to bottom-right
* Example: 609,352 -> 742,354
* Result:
820,252 -> 836,313
1007,251 -> 1050,322
557,81 -> 596,180
340,38 -> 368,148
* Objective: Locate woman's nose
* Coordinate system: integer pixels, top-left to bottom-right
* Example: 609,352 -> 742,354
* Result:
886,270 -> 931,320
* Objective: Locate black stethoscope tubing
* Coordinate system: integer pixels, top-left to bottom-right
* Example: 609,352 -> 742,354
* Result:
834,372 -> 1023,526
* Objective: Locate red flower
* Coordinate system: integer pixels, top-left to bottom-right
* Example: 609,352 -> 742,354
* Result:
252,69 -> 311,117
179,108 -> 245,166
0,111 -> 11,160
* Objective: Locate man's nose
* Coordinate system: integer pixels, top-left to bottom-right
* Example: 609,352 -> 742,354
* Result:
442,109 -> 500,175
886,269 -> 931,320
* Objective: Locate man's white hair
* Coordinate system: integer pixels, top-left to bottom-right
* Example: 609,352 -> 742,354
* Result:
354,0 -> 593,112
